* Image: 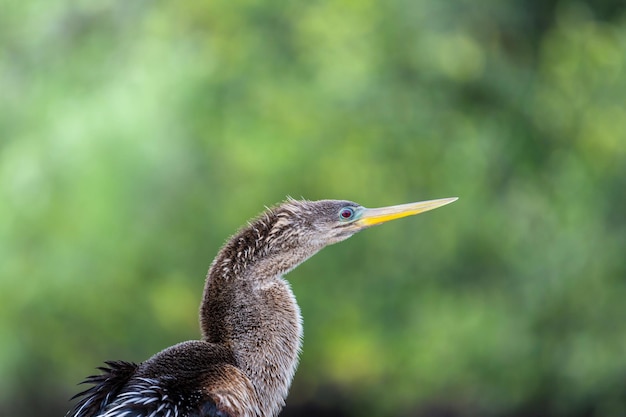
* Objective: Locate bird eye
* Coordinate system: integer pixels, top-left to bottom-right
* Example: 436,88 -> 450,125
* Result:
339,207 -> 355,221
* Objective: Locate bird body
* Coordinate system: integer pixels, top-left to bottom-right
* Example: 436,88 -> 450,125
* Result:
68,197 -> 456,417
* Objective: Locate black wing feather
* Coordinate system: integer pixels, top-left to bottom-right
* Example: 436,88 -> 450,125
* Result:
68,360 -> 232,417
67,361 -> 138,417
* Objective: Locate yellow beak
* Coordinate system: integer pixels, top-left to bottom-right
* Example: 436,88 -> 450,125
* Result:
356,197 -> 458,227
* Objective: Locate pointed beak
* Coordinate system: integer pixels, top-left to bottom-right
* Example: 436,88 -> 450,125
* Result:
355,197 -> 458,227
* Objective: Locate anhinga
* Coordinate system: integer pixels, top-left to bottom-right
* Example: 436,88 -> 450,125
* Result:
68,197 -> 457,417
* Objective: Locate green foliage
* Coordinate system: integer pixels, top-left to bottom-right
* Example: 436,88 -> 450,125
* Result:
1,1 -> 625,416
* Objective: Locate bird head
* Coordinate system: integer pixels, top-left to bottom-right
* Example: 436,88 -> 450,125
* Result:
270,197 -> 458,251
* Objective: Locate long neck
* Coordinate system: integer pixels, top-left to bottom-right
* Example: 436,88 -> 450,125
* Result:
199,210 -> 313,417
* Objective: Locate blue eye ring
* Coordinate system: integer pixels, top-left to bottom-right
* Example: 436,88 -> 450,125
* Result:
339,207 -> 356,221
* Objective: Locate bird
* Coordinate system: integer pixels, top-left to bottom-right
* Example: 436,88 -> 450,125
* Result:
67,196 -> 457,417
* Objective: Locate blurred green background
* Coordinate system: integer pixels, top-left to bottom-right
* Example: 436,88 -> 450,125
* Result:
1,0 -> 626,416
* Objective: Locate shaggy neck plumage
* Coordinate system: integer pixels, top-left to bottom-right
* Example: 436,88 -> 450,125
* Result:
205,201 -> 322,285
199,202 -> 316,417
